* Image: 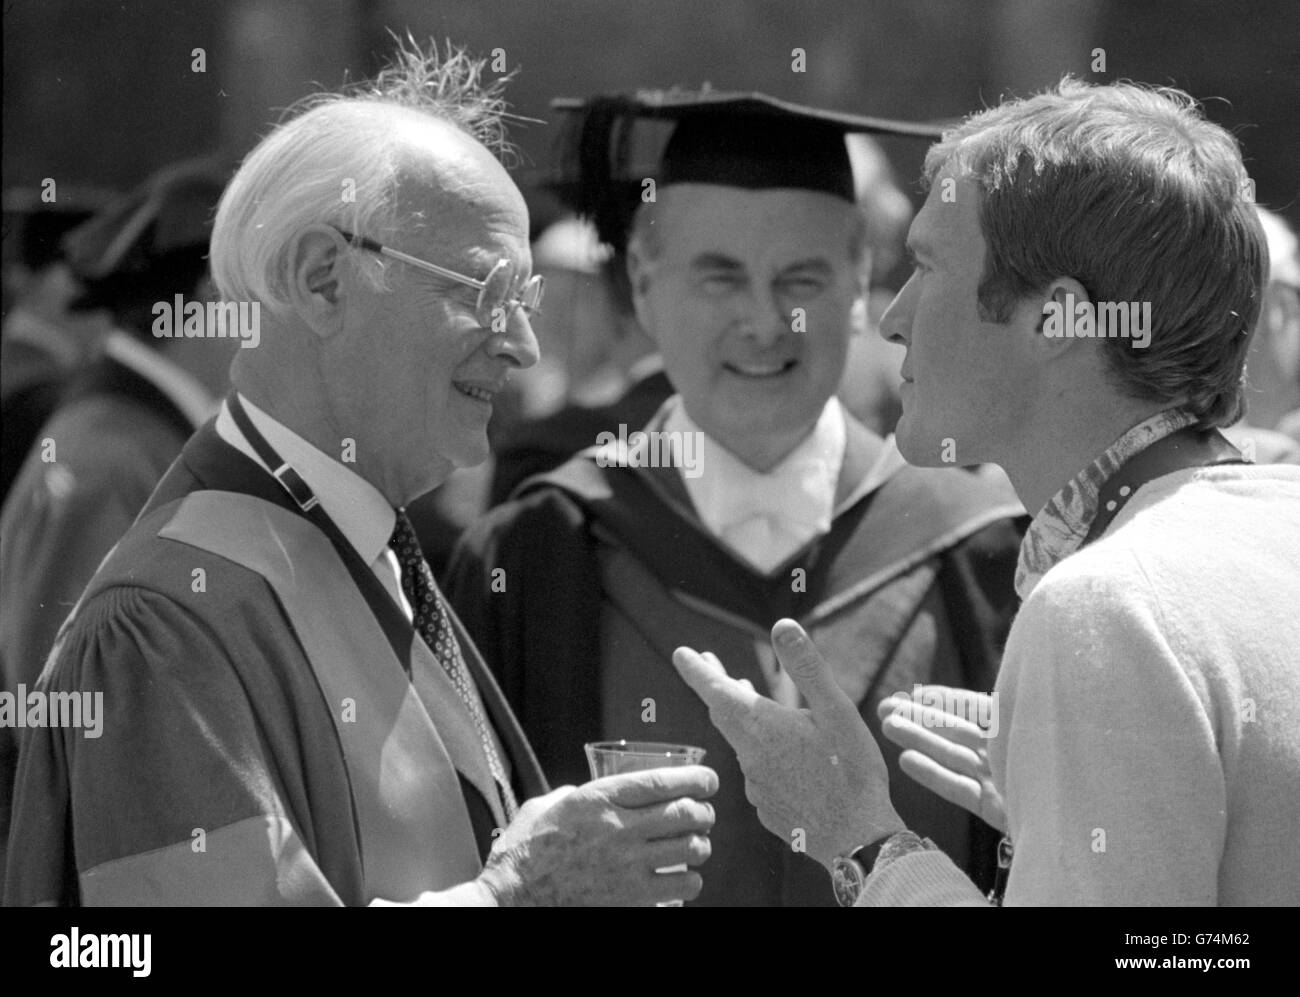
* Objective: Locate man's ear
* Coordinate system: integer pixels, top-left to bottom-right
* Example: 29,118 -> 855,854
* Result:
625,238 -> 659,344
285,225 -> 347,337
1034,276 -> 1090,356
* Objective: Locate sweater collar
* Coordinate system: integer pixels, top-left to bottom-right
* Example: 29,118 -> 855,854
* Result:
1015,406 -> 1196,599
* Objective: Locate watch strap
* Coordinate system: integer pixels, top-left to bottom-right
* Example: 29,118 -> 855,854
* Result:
850,835 -> 891,872
871,830 -> 937,872
833,830 -> 932,907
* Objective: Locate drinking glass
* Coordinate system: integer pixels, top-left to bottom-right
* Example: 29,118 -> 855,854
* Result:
584,740 -> 707,906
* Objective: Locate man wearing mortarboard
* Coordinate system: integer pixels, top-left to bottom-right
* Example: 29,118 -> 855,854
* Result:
444,90 -> 1027,906
0,161 -> 239,888
0,185 -> 115,503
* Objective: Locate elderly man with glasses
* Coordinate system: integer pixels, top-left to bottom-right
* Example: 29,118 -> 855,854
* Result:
3,42 -> 716,907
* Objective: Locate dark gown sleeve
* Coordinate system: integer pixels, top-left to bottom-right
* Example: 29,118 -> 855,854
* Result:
488,434 -> 568,509
442,487 -> 605,785
935,513 -> 1028,893
938,515 -> 1028,691
0,411 -> 175,696
3,585 -> 343,906
0,405 -> 187,857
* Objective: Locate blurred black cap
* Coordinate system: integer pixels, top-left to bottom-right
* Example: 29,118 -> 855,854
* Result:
2,185 -> 117,271
63,157 -> 228,314
550,88 -> 944,254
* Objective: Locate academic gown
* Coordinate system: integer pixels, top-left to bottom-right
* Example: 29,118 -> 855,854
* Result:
0,337 -> 69,505
0,356 -> 194,889
4,420 -> 546,906
487,370 -> 675,508
444,408 -> 1026,906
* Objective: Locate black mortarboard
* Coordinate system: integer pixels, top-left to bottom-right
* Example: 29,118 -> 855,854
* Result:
62,157 -> 228,313
2,185 -> 117,271
550,89 -> 944,254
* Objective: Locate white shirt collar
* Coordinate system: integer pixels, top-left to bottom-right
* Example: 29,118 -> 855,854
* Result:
214,393 -> 397,567
103,329 -> 217,430
666,395 -> 846,569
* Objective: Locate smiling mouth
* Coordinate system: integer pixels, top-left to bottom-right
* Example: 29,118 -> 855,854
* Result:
723,360 -> 799,379
453,382 -> 495,403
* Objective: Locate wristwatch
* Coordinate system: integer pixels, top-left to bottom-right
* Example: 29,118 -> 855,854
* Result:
831,831 -> 937,906
830,837 -> 888,907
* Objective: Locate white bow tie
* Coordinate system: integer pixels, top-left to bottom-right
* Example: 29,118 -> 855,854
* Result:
665,397 -> 846,572
709,467 -> 834,537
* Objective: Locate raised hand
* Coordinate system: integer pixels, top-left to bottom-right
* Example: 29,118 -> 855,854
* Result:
878,686 -> 1007,834
671,618 -> 905,869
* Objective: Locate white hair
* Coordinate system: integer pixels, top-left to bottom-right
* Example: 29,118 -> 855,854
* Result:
209,38 -> 519,316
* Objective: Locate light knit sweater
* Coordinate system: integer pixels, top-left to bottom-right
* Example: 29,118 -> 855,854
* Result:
860,463 -> 1300,906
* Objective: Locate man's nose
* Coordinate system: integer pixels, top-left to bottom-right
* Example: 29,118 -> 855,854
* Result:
877,275 -> 916,346
735,286 -> 789,347
490,307 -> 541,369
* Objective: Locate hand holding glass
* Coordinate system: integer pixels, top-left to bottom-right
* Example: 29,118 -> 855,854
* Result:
585,740 -> 707,905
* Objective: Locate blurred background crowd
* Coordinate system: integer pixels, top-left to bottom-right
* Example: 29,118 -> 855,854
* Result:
3,0 -> 1298,581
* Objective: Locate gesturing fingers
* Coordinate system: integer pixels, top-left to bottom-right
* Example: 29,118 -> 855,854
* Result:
897,747 -> 1007,834
671,646 -> 760,739
879,686 -> 995,742
896,748 -> 1008,833
880,709 -> 988,777
770,620 -> 858,725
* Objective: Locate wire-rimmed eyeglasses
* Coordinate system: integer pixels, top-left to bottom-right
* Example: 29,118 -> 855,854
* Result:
332,226 -> 544,330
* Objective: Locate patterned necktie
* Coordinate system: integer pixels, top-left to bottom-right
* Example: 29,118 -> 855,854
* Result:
389,508 -> 518,821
